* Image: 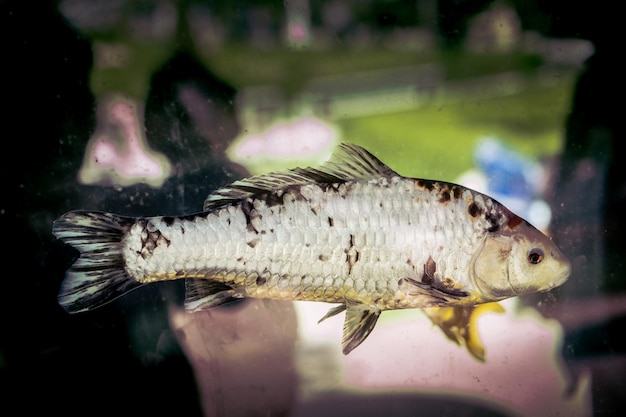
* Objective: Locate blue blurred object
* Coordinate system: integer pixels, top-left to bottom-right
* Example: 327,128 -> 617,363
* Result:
474,137 -> 537,201
472,137 -> 551,229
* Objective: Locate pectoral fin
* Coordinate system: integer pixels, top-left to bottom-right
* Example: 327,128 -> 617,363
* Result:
422,302 -> 505,361
399,277 -> 468,305
341,303 -> 381,355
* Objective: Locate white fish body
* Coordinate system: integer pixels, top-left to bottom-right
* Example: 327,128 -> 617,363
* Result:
53,143 -> 571,354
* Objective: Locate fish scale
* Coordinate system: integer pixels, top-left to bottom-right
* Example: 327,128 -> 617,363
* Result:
52,142 -> 570,355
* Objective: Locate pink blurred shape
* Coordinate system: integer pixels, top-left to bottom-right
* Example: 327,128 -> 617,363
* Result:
79,94 -> 171,187
235,117 -> 337,160
169,299 -> 298,417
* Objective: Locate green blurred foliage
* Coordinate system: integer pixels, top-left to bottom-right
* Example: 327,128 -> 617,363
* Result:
338,72 -> 575,181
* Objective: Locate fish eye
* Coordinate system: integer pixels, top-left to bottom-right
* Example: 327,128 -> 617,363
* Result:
528,248 -> 545,265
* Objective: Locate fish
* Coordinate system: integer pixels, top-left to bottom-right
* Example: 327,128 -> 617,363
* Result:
52,142 -> 571,355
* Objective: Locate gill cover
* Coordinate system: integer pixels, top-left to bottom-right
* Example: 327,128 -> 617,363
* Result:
472,233 -> 514,300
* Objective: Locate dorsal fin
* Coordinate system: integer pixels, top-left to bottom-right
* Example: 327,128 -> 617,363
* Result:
320,142 -> 399,180
204,143 -> 398,211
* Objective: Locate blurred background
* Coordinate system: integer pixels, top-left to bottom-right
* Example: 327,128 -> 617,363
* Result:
1,1 -> 622,416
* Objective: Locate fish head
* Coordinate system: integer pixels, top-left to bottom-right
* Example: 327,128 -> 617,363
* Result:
472,219 -> 571,301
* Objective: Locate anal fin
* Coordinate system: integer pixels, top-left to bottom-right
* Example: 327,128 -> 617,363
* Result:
184,279 -> 243,312
341,303 -> 381,355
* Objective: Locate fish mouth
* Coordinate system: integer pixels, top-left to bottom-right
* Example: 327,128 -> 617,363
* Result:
552,250 -> 572,287
538,255 -> 571,293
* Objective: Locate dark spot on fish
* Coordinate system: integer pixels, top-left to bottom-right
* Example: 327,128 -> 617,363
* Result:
266,186 -> 306,207
139,224 -> 171,259
305,243 -> 311,247
485,211 -> 500,233
318,254 -> 328,261
468,202 -> 481,218
422,255 -> 436,285
346,234 -> 360,275
319,181 -> 353,199
507,213 -> 523,229
256,276 -> 267,286
417,180 -> 440,191
311,207 -> 318,215
439,189 -> 451,204
318,183 -> 334,193
162,216 -> 177,226
415,180 -> 433,191
143,240 -> 156,255
247,238 -> 259,248
287,186 -> 308,203
270,228 -> 275,233
452,186 -> 462,199
406,258 -> 416,272
241,199 -> 258,234
236,257 -> 243,262
328,217 -> 334,227
487,224 -> 499,233
265,191 -> 285,207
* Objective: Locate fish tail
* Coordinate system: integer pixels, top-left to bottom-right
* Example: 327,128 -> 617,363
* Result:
52,210 -> 142,313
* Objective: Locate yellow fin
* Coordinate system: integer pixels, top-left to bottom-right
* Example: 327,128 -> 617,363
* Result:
423,302 -> 505,362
